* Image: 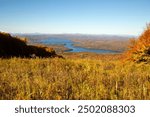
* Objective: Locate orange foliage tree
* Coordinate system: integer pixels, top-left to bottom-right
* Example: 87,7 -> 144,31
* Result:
125,24 -> 150,63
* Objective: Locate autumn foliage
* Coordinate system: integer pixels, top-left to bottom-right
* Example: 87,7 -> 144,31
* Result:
125,24 -> 150,63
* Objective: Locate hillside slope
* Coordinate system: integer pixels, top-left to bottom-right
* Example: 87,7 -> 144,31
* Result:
0,32 -> 58,58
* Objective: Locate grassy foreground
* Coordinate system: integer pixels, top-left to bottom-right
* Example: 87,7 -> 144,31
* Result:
0,57 -> 149,100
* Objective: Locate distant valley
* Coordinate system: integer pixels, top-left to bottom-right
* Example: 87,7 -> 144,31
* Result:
16,34 -> 134,53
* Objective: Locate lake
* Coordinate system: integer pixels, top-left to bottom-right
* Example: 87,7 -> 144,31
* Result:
38,38 -> 118,53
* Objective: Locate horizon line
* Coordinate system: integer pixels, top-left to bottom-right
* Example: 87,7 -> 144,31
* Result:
10,32 -> 137,37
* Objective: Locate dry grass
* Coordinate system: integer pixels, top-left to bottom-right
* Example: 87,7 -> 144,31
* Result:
63,52 -> 122,61
0,57 -> 149,100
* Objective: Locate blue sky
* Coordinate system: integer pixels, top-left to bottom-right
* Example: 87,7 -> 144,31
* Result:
0,0 -> 150,35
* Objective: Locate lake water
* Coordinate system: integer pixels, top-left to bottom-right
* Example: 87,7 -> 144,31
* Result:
38,38 -> 117,53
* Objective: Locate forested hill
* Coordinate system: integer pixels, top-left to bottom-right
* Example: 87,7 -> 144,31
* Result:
0,32 -> 59,58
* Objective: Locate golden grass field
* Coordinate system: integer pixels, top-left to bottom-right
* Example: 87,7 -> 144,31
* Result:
0,55 -> 149,100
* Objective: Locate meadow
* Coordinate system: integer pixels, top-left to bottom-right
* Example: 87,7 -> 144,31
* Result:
0,56 -> 149,100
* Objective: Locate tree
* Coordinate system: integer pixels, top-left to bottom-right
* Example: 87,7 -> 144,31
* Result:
125,24 -> 150,63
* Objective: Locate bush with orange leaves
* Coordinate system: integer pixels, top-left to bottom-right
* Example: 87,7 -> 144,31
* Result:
125,24 -> 150,63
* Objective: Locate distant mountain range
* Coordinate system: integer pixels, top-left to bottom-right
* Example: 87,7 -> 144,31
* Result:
13,33 -> 135,41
